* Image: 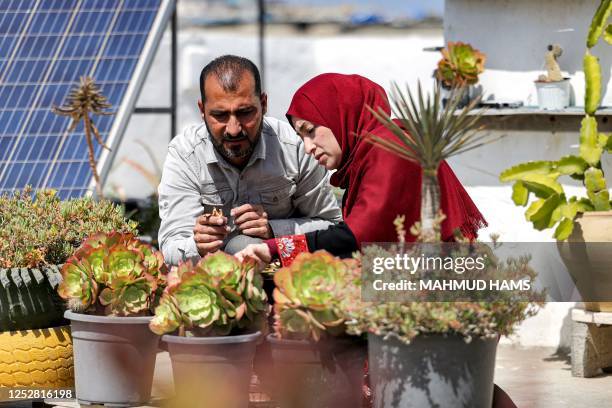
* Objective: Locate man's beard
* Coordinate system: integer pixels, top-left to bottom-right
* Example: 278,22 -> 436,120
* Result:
206,119 -> 262,163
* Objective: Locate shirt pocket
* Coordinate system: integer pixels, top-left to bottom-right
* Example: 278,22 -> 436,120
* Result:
200,183 -> 234,218
259,181 -> 297,218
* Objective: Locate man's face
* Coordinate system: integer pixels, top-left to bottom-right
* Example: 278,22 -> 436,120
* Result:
198,72 -> 267,167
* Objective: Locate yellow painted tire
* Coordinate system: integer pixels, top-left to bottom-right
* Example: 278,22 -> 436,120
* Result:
0,325 -> 74,388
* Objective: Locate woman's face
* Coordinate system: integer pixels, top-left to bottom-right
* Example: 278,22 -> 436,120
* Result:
291,116 -> 342,170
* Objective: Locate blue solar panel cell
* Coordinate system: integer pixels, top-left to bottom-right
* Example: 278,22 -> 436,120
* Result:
0,0 -> 170,198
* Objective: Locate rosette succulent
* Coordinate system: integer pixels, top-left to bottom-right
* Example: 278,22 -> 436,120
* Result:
57,231 -> 166,316
435,42 -> 486,88
273,251 -> 361,341
150,253 -> 268,337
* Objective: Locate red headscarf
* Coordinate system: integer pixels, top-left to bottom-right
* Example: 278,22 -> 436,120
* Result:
286,73 -> 487,243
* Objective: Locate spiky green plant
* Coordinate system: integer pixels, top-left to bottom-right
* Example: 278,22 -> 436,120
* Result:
57,231 -> 166,316
273,251 -> 362,341
500,0 -> 612,240
149,254 -> 268,337
53,76 -> 113,198
367,83 -> 492,241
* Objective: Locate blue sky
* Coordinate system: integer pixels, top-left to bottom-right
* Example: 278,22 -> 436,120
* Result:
281,0 -> 445,19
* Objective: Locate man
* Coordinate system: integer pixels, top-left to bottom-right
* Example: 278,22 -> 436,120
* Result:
158,55 -> 342,265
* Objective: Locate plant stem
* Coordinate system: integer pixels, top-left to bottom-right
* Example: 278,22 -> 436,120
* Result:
83,114 -> 103,198
421,168 -> 441,242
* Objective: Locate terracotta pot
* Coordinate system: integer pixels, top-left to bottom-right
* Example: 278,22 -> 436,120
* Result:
557,211 -> 612,312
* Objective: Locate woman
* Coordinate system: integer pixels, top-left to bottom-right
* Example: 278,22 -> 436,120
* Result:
236,73 -> 487,266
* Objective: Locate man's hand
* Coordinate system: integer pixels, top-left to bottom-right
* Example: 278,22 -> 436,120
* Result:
235,243 -> 272,269
193,214 -> 230,256
231,204 -> 273,239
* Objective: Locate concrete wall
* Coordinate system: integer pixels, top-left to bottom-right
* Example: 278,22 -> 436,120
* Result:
445,0 -> 612,106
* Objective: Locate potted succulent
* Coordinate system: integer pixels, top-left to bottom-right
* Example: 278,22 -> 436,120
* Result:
500,0 -> 612,311
363,82 -> 543,406
0,187 -> 135,390
267,251 -> 367,408
434,41 -> 486,108
149,252 -> 268,408
534,44 -> 571,110
58,231 -> 166,406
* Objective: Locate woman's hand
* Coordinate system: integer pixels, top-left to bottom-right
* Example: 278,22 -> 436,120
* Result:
235,243 -> 272,268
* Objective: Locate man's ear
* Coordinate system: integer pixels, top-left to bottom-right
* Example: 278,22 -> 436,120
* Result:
197,99 -> 205,118
260,92 -> 268,116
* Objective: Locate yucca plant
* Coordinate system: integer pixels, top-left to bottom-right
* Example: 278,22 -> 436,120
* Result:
367,83 -> 493,241
53,76 -> 113,198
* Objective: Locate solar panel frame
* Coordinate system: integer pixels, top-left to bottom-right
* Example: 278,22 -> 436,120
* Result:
0,0 -> 175,198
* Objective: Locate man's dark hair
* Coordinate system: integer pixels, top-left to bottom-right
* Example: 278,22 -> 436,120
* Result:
199,55 -> 262,101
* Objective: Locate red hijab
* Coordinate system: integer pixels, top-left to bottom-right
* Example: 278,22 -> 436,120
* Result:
286,73 -> 487,244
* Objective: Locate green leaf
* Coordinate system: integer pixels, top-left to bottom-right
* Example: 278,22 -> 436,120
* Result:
555,155 -> 589,176
585,168 -> 611,211
499,161 -> 554,182
522,173 -> 563,196
605,24 -> 612,44
511,181 -> 529,206
525,194 -> 562,230
602,133 -> 612,152
554,218 -> 575,241
585,167 -> 607,192
586,0 -> 612,48
579,116 -> 602,165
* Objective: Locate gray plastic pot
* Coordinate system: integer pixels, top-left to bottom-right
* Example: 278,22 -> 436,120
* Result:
65,311 -> 159,407
368,333 -> 497,408
267,334 -> 367,408
162,331 -> 261,408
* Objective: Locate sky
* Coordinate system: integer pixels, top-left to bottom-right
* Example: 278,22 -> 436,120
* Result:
280,0 -> 445,19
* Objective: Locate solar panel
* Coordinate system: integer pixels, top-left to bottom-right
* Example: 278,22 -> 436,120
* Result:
0,0 -> 175,199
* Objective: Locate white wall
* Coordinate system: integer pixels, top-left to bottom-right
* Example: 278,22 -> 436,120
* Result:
445,0 -> 612,106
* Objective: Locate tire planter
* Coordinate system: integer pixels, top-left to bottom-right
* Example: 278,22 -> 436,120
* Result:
162,331 -> 261,408
267,334 -> 367,408
65,311 -> 159,407
557,211 -> 612,312
0,325 -> 74,389
0,265 -> 66,331
368,334 -> 497,408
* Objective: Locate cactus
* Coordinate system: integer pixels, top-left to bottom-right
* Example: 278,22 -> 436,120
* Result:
149,254 -> 268,337
500,0 -> 612,240
57,232 -> 166,316
539,44 -> 564,82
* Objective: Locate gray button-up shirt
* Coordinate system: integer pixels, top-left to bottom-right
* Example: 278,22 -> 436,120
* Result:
158,117 -> 343,265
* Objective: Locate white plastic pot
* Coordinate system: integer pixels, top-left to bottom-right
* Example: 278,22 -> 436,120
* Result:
535,79 -> 571,110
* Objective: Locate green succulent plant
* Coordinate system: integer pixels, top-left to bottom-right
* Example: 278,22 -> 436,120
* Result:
499,0 -> 612,240
0,187 -> 136,269
435,42 -> 486,89
57,231 -> 166,316
150,254 -> 268,337
273,251 -> 361,341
